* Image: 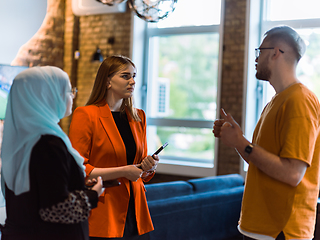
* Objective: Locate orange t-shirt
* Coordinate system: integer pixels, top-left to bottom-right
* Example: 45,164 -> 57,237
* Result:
239,83 -> 320,239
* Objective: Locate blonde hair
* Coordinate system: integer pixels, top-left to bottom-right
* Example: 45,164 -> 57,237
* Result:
86,55 -> 141,121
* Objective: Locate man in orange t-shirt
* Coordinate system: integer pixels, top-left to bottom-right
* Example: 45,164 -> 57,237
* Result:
213,26 -> 320,240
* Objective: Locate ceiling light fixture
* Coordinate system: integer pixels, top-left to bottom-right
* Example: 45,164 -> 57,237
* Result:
95,0 -> 178,22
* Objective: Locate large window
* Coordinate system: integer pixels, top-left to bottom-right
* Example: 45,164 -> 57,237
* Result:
134,0 -> 223,176
244,0 -> 320,172
262,0 -> 320,101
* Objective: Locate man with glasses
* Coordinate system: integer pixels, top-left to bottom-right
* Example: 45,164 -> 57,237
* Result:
213,26 -> 320,240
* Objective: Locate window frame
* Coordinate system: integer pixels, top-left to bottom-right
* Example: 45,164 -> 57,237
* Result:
131,1 -> 225,177
260,1 -> 320,117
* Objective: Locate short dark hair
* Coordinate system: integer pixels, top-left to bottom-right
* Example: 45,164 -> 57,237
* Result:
264,25 -> 306,62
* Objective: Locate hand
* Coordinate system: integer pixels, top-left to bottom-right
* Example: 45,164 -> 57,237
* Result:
91,176 -> 105,197
212,119 -> 225,138
140,155 -> 159,172
85,178 -> 97,187
218,108 -> 243,148
124,165 -> 143,182
141,170 -> 154,179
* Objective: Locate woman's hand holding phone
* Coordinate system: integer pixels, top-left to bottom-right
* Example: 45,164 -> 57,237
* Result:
137,142 -> 168,172
90,176 -> 105,197
142,155 -> 159,172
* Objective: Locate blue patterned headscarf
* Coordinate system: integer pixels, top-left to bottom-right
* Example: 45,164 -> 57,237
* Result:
1,66 -> 84,195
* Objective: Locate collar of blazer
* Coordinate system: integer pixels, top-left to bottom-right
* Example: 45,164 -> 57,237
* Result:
98,103 -> 132,121
98,104 -> 128,165
97,104 -> 141,164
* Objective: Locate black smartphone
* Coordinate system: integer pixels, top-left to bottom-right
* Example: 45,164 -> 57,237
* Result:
153,142 -> 169,156
136,142 -> 169,170
102,179 -> 121,188
86,179 -> 120,188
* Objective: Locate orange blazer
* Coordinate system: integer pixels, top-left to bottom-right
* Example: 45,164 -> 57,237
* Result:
69,104 -> 154,238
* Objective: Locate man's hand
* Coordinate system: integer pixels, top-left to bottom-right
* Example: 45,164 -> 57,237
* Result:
213,108 -> 244,149
213,119 -> 225,138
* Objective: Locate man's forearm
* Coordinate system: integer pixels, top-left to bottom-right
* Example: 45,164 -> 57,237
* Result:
234,136 -> 307,187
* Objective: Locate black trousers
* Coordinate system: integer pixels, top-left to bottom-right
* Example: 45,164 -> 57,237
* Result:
243,231 -> 285,240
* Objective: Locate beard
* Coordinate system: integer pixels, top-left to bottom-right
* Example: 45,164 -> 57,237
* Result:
255,64 -> 271,81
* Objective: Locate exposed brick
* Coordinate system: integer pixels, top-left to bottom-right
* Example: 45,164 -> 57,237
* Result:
9,0 -> 248,176
218,0 -> 247,175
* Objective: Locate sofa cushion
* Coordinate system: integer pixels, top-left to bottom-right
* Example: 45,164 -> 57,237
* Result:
187,174 -> 244,193
145,181 -> 193,201
148,186 -> 244,240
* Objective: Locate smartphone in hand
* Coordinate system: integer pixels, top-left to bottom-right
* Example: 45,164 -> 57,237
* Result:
137,142 -> 169,170
153,142 -> 168,156
86,179 -> 120,188
102,179 -> 121,188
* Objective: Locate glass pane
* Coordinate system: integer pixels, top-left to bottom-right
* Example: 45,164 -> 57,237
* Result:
296,28 -> 320,99
263,28 -> 320,102
147,33 -> 219,121
147,126 -> 214,165
265,0 -> 320,21
150,0 -> 221,28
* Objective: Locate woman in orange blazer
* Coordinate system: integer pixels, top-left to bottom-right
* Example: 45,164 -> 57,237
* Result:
69,55 -> 158,240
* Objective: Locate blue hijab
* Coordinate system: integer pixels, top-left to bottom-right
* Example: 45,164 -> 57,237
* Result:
1,66 -> 84,195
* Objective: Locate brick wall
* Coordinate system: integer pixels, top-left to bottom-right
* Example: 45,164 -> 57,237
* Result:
61,0 -> 132,133
60,0 -> 79,133
76,11 -> 132,108
11,0 -> 247,176
217,0 -> 247,175
11,0 -> 65,68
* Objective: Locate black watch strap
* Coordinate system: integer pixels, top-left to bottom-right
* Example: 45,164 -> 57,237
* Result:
244,143 -> 254,157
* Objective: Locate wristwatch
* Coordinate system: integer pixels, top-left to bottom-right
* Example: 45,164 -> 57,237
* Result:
244,143 -> 254,157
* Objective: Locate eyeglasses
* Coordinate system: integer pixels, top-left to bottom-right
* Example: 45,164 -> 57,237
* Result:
255,47 -> 284,59
70,87 -> 78,99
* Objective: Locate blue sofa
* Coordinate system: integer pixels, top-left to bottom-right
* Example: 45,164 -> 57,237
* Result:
145,174 -> 245,240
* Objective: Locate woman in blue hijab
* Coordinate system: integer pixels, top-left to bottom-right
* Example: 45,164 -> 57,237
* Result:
0,66 -> 104,240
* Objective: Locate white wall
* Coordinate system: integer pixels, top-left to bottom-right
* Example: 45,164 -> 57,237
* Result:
0,0 -> 47,64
